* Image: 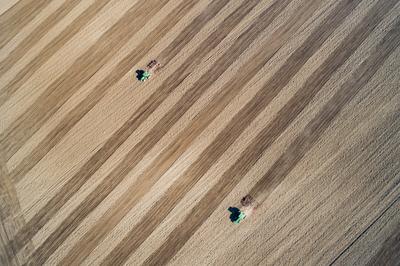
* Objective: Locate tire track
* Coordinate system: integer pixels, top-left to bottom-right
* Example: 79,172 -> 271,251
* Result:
0,0 -> 82,76
101,0 -> 368,264
0,0 -> 167,159
0,158 -> 33,265
0,148 -> 35,265
12,0 -> 232,262
0,0 -> 52,49
142,2 -> 400,265
59,0 -> 297,263
366,211 -> 400,265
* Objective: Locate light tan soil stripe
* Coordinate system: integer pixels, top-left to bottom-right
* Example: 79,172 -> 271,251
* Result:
144,6 -> 400,266
101,0 -> 368,264
94,0 -> 324,264
249,17 -> 400,201
0,0 -> 52,49
9,0 -> 223,183
0,0 -> 168,159
0,0 -> 112,108
0,0 -> 82,76
14,0 -> 232,263
27,0 -> 266,263
59,0 -> 287,263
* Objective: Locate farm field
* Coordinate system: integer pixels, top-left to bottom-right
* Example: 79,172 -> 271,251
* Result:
1,0 -> 400,265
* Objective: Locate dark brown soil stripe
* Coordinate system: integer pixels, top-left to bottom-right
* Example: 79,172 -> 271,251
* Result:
0,0 -> 111,108
101,0 -> 370,263
9,0 -> 223,183
249,20 -> 400,200
25,0 -> 274,263
143,4 -> 400,265
0,0 -> 52,49
59,0 -> 297,263
0,0 -> 82,76
0,0 -> 167,159
13,0 -> 232,262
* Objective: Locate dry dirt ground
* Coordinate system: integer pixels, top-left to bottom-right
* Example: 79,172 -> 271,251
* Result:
1,0 -> 400,265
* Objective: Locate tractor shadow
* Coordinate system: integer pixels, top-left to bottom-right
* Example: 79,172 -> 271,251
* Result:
136,69 -> 145,81
228,207 -> 241,223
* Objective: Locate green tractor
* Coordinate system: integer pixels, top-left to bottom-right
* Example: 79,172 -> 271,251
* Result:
140,70 -> 151,81
233,211 -> 247,224
229,195 -> 257,224
138,60 -> 161,81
